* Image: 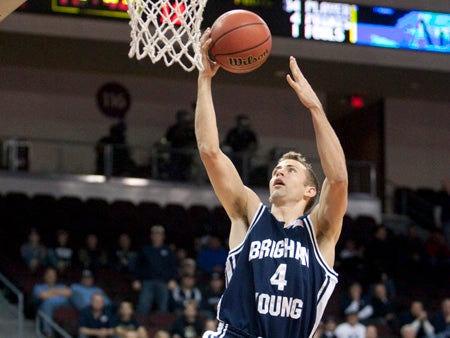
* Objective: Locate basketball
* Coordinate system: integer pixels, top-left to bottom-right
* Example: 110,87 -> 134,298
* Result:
209,10 -> 272,74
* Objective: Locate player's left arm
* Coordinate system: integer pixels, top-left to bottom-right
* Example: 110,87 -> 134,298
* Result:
286,56 -> 348,244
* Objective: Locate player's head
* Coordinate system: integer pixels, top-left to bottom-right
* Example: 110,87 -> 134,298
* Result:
269,151 -> 319,212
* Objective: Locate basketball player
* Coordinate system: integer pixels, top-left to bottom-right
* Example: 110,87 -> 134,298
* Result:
196,28 -> 348,338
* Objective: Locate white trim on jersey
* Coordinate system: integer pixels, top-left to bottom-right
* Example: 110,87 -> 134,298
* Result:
303,216 -> 339,279
310,275 -> 337,338
303,215 -> 338,338
225,204 -> 265,286
218,205 -> 338,338
228,203 -> 265,256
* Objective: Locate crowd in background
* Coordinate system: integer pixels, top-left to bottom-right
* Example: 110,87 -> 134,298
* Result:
3,173 -> 447,338
15,207 -> 450,338
95,110 -> 259,185
19,224 -> 228,338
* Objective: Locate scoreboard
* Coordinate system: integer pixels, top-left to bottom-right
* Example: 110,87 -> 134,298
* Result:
203,0 -> 450,54
20,0 -> 450,53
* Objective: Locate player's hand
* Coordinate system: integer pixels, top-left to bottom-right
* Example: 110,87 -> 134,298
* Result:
286,56 -> 322,111
200,28 -> 220,78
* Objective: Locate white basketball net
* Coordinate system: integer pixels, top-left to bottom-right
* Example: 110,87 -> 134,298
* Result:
127,0 -> 207,72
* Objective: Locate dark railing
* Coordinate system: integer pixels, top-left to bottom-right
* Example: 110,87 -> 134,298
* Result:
394,187 -> 437,230
0,272 -> 24,338
1,136 -> 377,196
35,310 -> 72,338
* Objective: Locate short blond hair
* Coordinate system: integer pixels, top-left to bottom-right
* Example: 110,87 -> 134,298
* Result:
278,151 -> 319,212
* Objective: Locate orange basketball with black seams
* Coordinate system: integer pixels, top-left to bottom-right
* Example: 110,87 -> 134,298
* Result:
209,10 -> 272,74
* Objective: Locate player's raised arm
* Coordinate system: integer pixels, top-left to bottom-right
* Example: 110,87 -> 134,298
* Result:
286,56 -> 348,244
195,29 -> 260,247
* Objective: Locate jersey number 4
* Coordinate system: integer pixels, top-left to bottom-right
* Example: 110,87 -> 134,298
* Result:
270,264 -> 288,291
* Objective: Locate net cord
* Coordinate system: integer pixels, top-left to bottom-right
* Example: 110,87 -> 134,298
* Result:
127,0 -> 207,72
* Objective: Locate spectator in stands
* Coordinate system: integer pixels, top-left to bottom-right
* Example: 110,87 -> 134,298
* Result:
78,292 -> 115,338
400,325 -> 417,338
32,267 -> 72,337
423,229 -> 450,283
178,258 -> 197,279
200,272 -> 225,318
96,120 -> 135,177
399,300 -> 435,338
113,233 -> 137,273
47,229 -> 74,274
164,109 -> 196,181
70,269 -> 111,311
20,228 -> 47,272
364,226 -> 397,282
397,225 -> 426,279
321,317 -> 337,338
368,282 -> 396,328
171,273 -> 202,315
436,179 -> 450,246
114,299 -> 148,338
314,322 -> 325,338
370,271 -> 396,300
196,234 -> 228,275
341,282 -> 373,323
338,239 -> 365,282
153,330 -> 170,338
77,233 -> 109,271
223,114 -> 258,178
432,298 -> 450,338
334,311 -> 366,338
203,318 -> 218,333
365,325 -> 378,338
132,225 -> 177,314
170,300 -> 204,338
176,247 -> 188,264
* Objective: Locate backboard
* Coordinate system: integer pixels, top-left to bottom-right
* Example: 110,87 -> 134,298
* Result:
0,0 -> 26,22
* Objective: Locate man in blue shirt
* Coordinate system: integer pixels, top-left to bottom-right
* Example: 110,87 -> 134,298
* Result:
70,269 -> 111,311
197,235 -> 228,275
32,267 -> 71,336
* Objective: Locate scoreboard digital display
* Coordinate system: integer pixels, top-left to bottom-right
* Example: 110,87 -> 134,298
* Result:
20,0 -> 450,53
51,0 -> 129,18
203,0 -> 450,53
353,6 -> 449,53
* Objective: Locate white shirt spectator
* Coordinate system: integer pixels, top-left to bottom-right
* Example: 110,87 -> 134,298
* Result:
335,313 -> 366,338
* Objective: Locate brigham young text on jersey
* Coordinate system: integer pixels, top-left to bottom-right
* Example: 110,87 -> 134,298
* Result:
212,205 -> 338,338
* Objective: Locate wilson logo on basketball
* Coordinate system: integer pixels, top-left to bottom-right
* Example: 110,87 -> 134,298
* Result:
227,49 -> 269,67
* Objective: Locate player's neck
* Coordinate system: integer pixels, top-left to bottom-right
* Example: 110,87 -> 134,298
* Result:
271,203 -> 305,227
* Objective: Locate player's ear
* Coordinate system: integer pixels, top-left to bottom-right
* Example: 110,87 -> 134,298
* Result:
304,186 -> 317,198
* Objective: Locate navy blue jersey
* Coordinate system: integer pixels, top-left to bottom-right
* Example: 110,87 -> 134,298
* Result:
203,204 -> 338,338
